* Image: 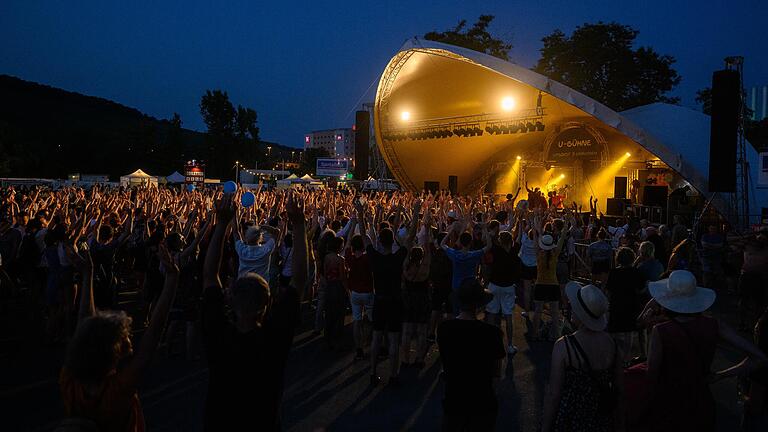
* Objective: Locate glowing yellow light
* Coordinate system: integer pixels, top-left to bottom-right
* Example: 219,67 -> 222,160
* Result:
400,111 -> 411,121
501,97 -> 515,111
560,174 -> 565,178
516,155 -> 522,160
625,152 -> 631,157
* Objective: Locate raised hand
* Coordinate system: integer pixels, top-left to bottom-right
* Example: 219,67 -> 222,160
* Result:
286,192 -> 305,224
215,193 -> 235,224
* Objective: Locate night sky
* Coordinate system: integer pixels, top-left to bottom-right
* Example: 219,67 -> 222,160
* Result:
2,1 -> 766,148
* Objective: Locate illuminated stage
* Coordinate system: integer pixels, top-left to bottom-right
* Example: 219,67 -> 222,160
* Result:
373,40 -> 767,223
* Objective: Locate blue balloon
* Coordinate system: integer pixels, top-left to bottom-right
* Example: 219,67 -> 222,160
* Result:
223,181 -> 237,194
241,191 -> 256,208
187,184 -> 195,192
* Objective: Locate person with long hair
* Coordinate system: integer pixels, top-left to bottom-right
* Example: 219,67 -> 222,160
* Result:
60,243 -> 179,432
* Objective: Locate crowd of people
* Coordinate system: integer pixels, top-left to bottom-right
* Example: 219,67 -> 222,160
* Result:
1,182 -> 768,431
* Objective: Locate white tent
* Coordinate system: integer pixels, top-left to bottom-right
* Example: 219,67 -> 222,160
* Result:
300,174 -> 316,182
120,169 -> 158,187
166,171 -> 185,184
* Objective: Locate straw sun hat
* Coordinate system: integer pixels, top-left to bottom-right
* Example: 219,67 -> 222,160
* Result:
565,281 -> 608,331
648,270 -> 715,314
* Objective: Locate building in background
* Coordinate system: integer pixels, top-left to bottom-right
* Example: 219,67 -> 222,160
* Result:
749,85 -> 768,121
304,128 -> 355,159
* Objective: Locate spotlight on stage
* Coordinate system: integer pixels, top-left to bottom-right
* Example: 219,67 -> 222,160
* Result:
625,152 -> 631,157
401,111 -> 411,121
516,155 -> 522,160
560,174 -> 565,179
501,96 -> 515,111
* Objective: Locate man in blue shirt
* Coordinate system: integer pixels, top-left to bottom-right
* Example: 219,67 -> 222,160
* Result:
441,218 -> 492,315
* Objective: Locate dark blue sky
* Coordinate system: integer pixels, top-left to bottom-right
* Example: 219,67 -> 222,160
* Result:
2,1 -> 766,148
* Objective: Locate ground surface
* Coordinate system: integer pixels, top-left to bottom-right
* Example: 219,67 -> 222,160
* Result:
1,292 -> 749,432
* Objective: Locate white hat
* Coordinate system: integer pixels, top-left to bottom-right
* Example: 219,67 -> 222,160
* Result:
649,270 -> 715,314
539,234 -> 556,250
565,281 -> 608,331
447,210 -> 458,219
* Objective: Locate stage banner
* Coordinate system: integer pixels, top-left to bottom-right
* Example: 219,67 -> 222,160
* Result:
316,158 -> 349,177
544,123 -> 606,162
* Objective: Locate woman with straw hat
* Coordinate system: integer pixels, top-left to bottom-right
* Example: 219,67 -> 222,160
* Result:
641,270 -> 767,431
542,281 -> 624,432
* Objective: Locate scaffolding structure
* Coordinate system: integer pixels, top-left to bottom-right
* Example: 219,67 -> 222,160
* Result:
725,56 -> 751,230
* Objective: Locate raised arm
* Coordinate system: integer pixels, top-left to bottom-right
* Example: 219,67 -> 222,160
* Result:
203,195 -> 235,290
286,193 -> 308,299
123,244 -> 179,386
65,245 -> 95,322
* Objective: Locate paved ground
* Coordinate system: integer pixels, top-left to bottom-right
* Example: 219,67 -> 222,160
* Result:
0,293 -> 749,432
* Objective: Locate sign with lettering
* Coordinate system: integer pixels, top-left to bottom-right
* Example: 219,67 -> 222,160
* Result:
316,158 -> 349,177
545,125 -> 603,162
184,161 -> 205,187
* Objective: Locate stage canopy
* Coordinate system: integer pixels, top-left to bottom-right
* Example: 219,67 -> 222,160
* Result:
120,169 -> 158,188
373,39 -> 766,222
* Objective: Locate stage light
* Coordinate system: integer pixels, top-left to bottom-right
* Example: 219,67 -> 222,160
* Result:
501,97 -> 515,111
509,123 -> 519,133
401,111 -> 411,121
560,174 -> 565,179
516,155 -> 522,160
625,152 -> 631,157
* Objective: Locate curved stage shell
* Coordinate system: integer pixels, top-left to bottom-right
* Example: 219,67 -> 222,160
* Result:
372,39 -> 768,220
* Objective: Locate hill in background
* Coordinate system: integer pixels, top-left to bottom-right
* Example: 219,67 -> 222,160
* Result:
0,75 -> 294,180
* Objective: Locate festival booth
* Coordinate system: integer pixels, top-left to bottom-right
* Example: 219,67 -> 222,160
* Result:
165,171 -> 185,184
276,174 -> 300,190
373,39 -> 767,226
120,169 -> 158,188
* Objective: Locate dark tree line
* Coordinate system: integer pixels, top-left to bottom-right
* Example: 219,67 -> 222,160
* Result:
426,17 -> 682,113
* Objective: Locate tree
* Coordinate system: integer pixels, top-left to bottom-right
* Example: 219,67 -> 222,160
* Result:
424,15 -> 511,61
200,90 -> 237,177
200,90 -> 235,136
234,105 -> 260,167
534,22 -> 681,111
695,88 -> 712,115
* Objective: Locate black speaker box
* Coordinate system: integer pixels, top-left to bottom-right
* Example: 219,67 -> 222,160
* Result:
643,186 -> 668,207
708,69 -> 739,192
354,111 -> 370,180
614,176 -> 628,199
606,198 -> 631,216
448,175 -> 458,195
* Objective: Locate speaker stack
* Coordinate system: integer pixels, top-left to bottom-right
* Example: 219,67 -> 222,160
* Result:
708,69 -> 740,192
354,111 -> 370,181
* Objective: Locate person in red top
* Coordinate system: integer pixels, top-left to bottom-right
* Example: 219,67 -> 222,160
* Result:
60,242 -> 179,432
641,270 -> 767,432
344,214 -> 374,360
